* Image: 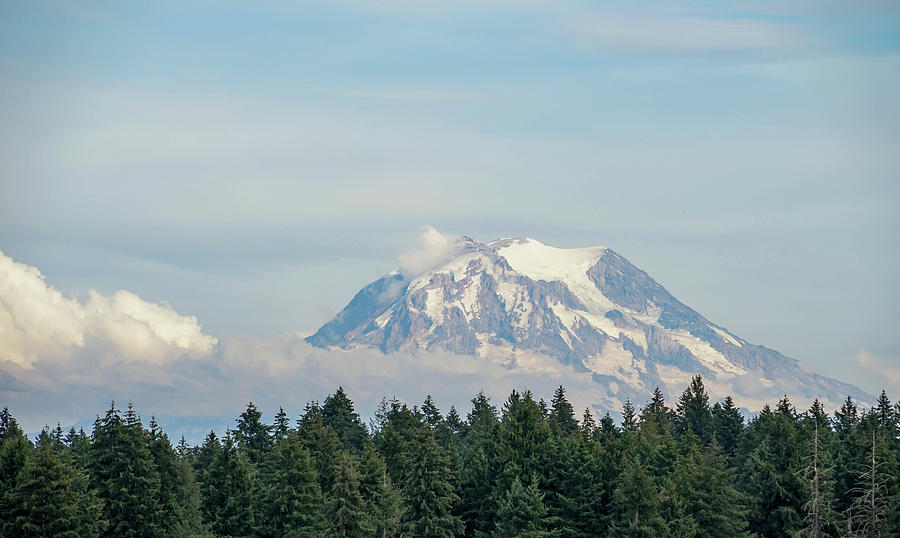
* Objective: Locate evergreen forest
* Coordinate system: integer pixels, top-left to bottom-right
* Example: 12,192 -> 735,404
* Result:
1,376 -> 899,537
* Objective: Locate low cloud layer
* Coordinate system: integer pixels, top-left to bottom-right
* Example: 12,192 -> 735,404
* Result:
2,332 -> 612,441
0,250 -> 216,368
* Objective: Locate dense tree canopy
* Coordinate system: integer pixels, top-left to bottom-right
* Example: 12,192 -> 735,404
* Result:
1,380 -> 898,537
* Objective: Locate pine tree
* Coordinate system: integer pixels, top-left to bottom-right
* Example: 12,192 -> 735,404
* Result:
848,424 -> 893,538
193,430 -> 222,525
670,439 -> 751,537
2,439 -> 107,537
359,441 -> 405,537
403,425 -> 464,536
548,386 -> 579,438
740,402 -> 806,537
89,402 -> 164,537
711,396 -> 743,457
0,409 -> 30,489
203,433 -> 258,537
261,432 -> 330,537
234,402 -> 272,465
145,418 -> 182,535
607,454 -> 668,537
329,451 -> 374,537
580,408 -> 597,440
298,401 -> 344,494
797,418 -> 838,538
674,376 -> 713,443
494,476 -> 557,537
638,387 -> 672,439
323,387 -> 369,453
494,390 -> 554,497
547,433 -> 605,537
372,398 -> 423,485
0,411 -> 32,533
456,393 -> 499,536
171,449 -> 208,537
65,427 -> 91,470
272,406 -> 291,443
621,400 -> 638,433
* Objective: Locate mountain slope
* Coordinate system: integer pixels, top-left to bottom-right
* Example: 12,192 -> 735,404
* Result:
308,236 -> 870,412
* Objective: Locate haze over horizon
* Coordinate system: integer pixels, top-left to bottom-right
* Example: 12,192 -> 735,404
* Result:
1,1 -> 899,432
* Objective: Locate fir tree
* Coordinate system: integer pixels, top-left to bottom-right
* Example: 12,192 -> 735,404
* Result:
639,387 -> 672,439
797,418 -> 839,538
494,476 -> 557,537
456,394 -> 499,536
403,425 -> 464,536
580,408 -> 597,440
261,433 -> 330,537
848,424 -> 894,538
147,417 -> 185,535
359,440 -> 405,537
548,386 -> 579,438
89,402 -> 164,537
234,401 -> 272,465
621,399 -> 638,433
2,439 -> 107,537
272,406 -> 291,443
329,451 -> 374,537
495,390 -> 554,497
203,433 -> 258,537
671,439 -> 751,537
711,396 -> 743,457
0,412 -> 32,532
65,427 -> 91,470
607,454 -> 668,537
740,402 -> 806,537
299,401 -> 345,494
674,376 -> 713,443
323,387 -> 369,453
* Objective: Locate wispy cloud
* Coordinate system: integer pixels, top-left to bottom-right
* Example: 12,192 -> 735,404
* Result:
569,16 -> 809,54
396,226 -> 461,278
853,349 -> 900,395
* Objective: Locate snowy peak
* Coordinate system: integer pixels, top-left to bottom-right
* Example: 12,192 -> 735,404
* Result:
307,235 -> 870,412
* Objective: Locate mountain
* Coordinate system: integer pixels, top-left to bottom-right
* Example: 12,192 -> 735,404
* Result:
308,236 -> 870,412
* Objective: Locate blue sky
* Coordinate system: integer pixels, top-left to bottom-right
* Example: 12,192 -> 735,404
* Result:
1,0 -> 899,423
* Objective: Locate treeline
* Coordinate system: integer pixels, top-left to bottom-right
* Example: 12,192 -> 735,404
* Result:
1,377 -> 899,537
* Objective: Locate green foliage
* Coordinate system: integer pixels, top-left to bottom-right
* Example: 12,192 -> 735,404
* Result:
494,476 -> 558,537
258,432 -> 329,537
323,386 -> 369,453
2,440 -> 106,537
607,453 -> 669,537
359,440 -> 405,537
203,433 -> 258,537
548,386 -> 579,438
234,402 -> 272,465
674,375 -> 713,443
89,402 -> 165,537
4,380 -> 900,538
329,451 -> 374,537
402,425 -> 464,536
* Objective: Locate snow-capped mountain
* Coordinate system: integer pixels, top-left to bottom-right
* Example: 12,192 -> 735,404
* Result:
308,236 -> 870,412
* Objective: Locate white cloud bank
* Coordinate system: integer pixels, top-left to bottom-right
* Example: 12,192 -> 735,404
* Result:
0,250 -> 216,368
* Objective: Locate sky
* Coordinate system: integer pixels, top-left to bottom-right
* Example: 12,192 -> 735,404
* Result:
1,1 -> 899,433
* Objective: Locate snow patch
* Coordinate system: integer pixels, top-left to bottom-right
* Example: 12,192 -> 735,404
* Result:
710,325 -> 742,347
492,238 -> 614,313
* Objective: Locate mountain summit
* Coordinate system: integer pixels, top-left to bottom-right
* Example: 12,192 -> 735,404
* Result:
308,235 -> 869,412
